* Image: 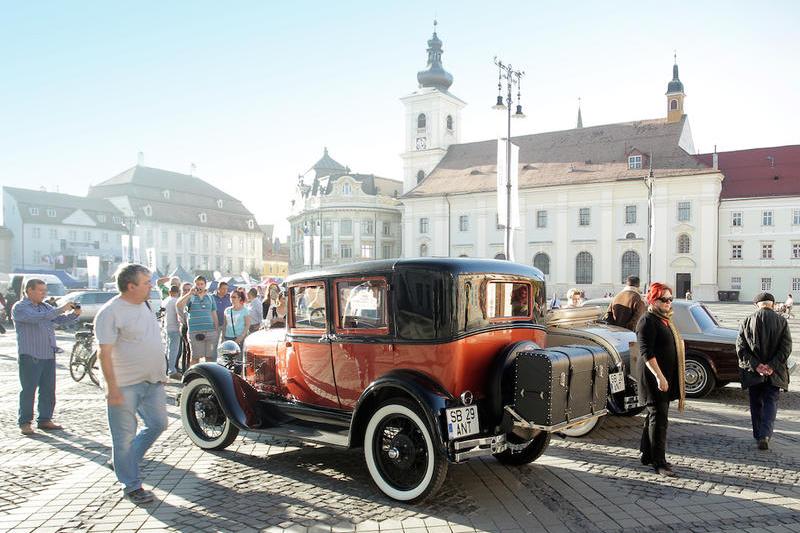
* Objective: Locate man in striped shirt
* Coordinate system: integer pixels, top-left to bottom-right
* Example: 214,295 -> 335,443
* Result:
12,278 -> 81,435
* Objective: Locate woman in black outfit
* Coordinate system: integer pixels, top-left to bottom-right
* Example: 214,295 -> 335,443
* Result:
635,282 -> 685,477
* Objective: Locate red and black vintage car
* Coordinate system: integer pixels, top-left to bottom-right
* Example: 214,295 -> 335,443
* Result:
179,259 -> 621,501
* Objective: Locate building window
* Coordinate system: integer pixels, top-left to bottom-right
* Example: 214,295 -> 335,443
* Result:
621,250 -> 640,283
217,199 -> 224,208
361,244 -> 374,259
536,210 -> 547,228
340,244 -> 352,259
97,214 -> 106,223
323,220 -> 332,236
579,208 -> 590,226
163,190 -> 170,200
382,221 -> 391,236
793,278 -> 800,291
176,233 -> 183,247
731,244 -> 742,259
677,233 -> 691,254
459,215 -> 469,232
732,212 -> 742,227
446,115 -> 453,131
417,170 -> 425,183
417,113 -> 426,129
203,234 -> 209,249
496,213 -> 503,230
340,219 -> 352,236
29,207 -> 39,216
32,227 -> 41,238
382,244 -> 393,258
143,205 -> 152,216
628,155 -> 642,170
342,183 -> 352,195
761,243 -> 773,259
146,229 -> 154,245
199,213 -> 207,223
533,253 -> 550,275
160,230 -> 167,243
362,220 -> 374,235
69,230 -> 77,240
762,210 -> 773,226
238,237 -> 244,251
227,238 -> 233,250
161,254 -> 169,268
49,229 -> 58,239
46,208 -> 56,217
731,277 -> 741,290
216,256 -> 222,270
793,209 -> 800,225
84,231 -> 91,241
112,216 -> 122,225
793,243 -> 800,259
677,201 -> 691,222
625,205 -> 637,224
102,232 -> 108,243
761,278 -> 772,291
626,232 -> 637,239
419,218 -> 429,234
576,252 -> 593,284
419,243 -> 428,257
670,99 -> 678,110
494,253 -> 506,260
323,244 -> 332,259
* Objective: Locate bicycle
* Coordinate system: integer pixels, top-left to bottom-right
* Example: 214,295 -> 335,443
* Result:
70,323 -> 100,386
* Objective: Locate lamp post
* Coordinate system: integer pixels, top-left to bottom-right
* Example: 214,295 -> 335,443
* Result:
121,215 -> 138,263
493,57 -> 525,261
645,158 -> 654,289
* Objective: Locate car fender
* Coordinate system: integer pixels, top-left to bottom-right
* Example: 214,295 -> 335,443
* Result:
685,349 -> 720,376
349,369 -> 456,454
182,363 -> 262,430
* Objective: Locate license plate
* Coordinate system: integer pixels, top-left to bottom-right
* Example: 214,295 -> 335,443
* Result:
446,405 -> 479,440
609,371 -> 626,394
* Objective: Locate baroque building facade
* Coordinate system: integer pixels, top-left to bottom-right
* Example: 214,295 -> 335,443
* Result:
287,149 -> 403,274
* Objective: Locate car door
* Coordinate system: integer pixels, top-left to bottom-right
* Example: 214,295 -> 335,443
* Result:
285,282 -> 338,408
330,276 -> 394,409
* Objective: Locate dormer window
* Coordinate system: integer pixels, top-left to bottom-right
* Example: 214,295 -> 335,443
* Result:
46,208 -> 56,217
112,216 -> 122,225
342,183 -> 352,195
143,205 -> 153,216
217,199 -> 224,208
163,190 -> 171,200
446,115 -> 453,131
628,155 -> 642,170
97,214 -> 107,223
199,213 -> 207,223
247,219 -> 255,230
29,207 -> 39,216
417,113 -> 426,129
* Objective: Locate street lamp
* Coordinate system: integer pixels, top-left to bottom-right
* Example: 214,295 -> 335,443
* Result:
645,157 -> 654,289
493,57 -> 525,261
120,215 -> 138,263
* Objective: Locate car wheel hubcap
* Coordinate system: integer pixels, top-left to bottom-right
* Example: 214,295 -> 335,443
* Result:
188,385 -> 225,440
374,414 -> 427,490
685,361 -> 706,393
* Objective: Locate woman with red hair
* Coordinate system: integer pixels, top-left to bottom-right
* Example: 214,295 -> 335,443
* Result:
635,282 -> 686,477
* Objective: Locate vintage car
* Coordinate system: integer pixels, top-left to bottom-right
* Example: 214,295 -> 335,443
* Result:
179,259 -> 618,502
583,297 -> 740,398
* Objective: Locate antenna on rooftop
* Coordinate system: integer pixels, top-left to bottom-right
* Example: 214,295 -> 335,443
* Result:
137,152 -> 144,166
190,163 -> 196,176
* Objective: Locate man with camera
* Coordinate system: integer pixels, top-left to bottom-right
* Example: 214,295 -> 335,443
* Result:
12,278 -> 81,435
177,276 -> 219,365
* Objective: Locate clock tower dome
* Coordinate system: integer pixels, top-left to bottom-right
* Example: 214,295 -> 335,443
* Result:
400,21 -> 466,193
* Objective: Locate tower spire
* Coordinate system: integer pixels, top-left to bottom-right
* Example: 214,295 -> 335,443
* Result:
576,97 -> 583,128
665,53 -> 686,123
416,20 -> 453,91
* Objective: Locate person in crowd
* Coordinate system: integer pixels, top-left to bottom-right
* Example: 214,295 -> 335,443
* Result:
606,276 -> 646,331
510,285 -> 530,316
0,291 -> 7,334
246,288 -> 263,333
95,263 -> 167,505
162,286 -> 182,379
177,276 -> 219,365
12,278 -> 81,435
266,291 -> 288,328
155,276 -> 180,299
636,282 -> 685,477
223,289 -> 250,347
212,281 -> 231,332
178,282 -> 192,366
565,288 -> 583,308
785,294 -> 794,319
736,292 -> 792,450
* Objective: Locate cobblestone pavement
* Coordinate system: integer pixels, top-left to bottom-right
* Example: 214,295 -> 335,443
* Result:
0,304 -> 799,532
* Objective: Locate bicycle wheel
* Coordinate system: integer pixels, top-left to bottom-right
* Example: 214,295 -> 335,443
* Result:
70,343 -> 89,382
87,351 -> 101,386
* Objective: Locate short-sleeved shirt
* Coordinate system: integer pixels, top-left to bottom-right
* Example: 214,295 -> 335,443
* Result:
94,296 -> 166,387
248,297 -> 263,325
187,294 -> 217,332
212,293 -> 231,327
162,296 -> 180,332
224,306 -> 249,338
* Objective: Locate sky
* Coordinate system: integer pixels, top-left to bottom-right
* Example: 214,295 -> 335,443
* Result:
1,1 -> 798,239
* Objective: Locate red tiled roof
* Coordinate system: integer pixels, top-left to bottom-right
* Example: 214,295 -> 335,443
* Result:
696,145 -> 800,199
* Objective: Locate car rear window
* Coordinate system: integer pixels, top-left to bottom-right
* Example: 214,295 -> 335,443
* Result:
337,279 -> 387,330
487,282 -> 531,319
689,304 -> 719,331
291,284 -> 327,329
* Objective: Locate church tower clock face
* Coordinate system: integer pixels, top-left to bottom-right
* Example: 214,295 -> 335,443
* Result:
416,137 -> 427,150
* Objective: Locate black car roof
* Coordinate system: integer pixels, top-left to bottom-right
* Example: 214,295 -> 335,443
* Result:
286,258 -> 545,285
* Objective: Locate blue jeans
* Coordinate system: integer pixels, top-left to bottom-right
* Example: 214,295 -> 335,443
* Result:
106,382 -> 168,494
166,331 -> 181,374
18,354 -> 56,426
749,381 -> 780,440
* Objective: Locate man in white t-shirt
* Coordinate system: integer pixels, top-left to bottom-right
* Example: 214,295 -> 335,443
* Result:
95,264 -> 167,505
163,285 -> 182,379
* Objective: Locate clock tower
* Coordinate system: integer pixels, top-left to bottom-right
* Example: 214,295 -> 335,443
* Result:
400,21 -> 465,193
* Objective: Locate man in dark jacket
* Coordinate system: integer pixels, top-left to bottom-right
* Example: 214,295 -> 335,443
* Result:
606,276 -> 646,331
736,292 -> 793,450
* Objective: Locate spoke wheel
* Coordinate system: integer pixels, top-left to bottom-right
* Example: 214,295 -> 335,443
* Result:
87,351 -> 101,386
69,344 -> 89,382
181,377 -> 239,450
364,400 -> 447,502
494,431 -> 551,465
685,356 -> 716,398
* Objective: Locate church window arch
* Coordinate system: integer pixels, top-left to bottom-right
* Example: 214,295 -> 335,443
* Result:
419,243 -> 428,257
621,251 -> 640,283
576,251 -> 593,284
670,99 -> 678,110
494,252 -> 506,260
417,170 -> 425,183
417,113 -> 426,129
446,115 -> 454,131
533,252 -> 550,275
677,233 -> 691,254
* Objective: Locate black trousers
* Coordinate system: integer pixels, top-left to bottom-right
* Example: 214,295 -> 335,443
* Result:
640,400 -> 670,467
749,382 -> 780,440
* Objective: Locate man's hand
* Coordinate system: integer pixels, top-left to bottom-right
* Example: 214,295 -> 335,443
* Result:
73,306 -> 82,317
656,374 -> 669,392
106,387 -> 125,406
756,363 -> 773,376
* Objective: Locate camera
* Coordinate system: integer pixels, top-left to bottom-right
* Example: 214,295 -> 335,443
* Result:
73,303 -> 81,310
194,333 -> 206,341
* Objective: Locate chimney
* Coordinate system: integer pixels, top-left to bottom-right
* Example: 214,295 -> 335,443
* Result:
190,163 -> 196,176
712,145 -> 718,170
137,151 -> 144,166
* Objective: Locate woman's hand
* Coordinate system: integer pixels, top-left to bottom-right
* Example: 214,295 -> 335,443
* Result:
656,374 -> 669,392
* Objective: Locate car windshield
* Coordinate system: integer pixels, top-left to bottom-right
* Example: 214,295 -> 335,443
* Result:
689,304 -> 719,331
47,283 -> 66,296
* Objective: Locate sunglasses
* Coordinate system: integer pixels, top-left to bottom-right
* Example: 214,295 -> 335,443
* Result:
657,297 -> 674,303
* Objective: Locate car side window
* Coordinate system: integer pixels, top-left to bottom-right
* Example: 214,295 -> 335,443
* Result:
291,284 -> 327,329
336,278 -> 388,332
81,293 -> 96,305
486,281 -> 531,319
97,292 -> 116,304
